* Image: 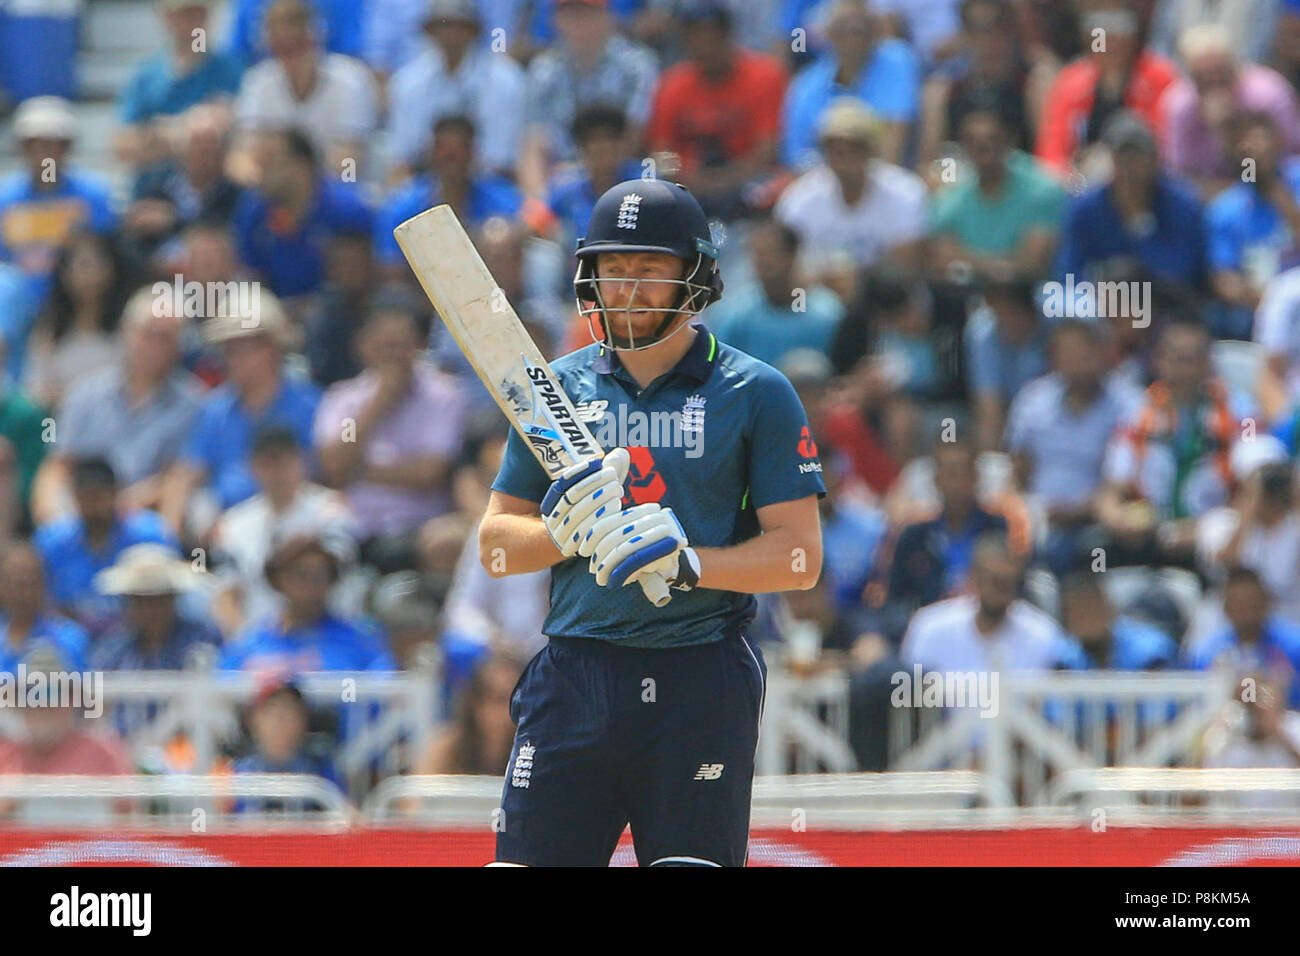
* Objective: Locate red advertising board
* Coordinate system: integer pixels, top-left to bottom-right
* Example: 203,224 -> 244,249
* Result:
1,827 -> 1299,866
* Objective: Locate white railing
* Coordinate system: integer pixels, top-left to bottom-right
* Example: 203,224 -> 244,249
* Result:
0,774 -> 353,828
888,671 -> 1237,801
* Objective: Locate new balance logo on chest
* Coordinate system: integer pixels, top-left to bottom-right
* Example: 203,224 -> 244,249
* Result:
693,763 -> 724,781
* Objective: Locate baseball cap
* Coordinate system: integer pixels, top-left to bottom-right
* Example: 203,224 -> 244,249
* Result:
1230,435 -> 1289,482
13,96 -> 77,142
1101,110 -> 1156,154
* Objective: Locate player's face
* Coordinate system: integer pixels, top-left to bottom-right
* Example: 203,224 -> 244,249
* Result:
594,251 -> 688,345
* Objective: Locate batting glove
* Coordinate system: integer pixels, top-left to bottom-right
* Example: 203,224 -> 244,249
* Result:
541,448 -> 630,558
586,503 -> 701,591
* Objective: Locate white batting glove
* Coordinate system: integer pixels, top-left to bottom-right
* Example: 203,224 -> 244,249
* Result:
587,503 -> 701,591
541,448 -> 630,558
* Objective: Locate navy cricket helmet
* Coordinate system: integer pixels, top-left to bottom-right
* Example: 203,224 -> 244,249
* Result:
574,179 -> 724,350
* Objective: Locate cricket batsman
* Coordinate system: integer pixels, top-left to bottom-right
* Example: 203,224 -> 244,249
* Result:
479,179 -> 826,866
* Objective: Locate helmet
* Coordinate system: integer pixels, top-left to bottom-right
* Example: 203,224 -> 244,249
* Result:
574,179 -> 724,351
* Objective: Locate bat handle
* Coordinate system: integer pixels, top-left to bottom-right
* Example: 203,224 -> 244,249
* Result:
638,571 -> 672,607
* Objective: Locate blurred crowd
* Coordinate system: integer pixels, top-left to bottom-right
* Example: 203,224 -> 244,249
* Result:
1,0 -> 1300,803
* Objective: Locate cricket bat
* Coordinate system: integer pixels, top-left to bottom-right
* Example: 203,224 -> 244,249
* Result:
394,205 -> 673,607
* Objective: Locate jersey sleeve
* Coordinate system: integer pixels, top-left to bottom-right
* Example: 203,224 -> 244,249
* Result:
490,425 -> 551,505
745,369 -> 827,509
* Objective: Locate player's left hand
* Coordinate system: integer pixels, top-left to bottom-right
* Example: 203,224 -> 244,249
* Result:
586,503 -> 701,591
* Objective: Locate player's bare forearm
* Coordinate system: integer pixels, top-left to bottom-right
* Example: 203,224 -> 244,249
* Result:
478,490 -> 565,577
695,496 -> 823,594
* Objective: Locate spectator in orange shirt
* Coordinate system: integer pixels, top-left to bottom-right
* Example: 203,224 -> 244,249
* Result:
1035,0 -> 1179,175
646,0 -> 788,219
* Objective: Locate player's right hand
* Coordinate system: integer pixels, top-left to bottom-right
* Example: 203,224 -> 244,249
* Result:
541,448 -> 630,558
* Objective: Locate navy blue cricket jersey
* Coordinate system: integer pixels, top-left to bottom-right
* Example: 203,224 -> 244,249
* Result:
491,323 -> 827,649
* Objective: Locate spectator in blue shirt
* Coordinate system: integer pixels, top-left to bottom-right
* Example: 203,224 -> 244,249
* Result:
543,104 -> 646,253
0,97 -> 117,307
232,128 -> 373,299
706,215 -> 844,368
964,277 -> 1049,453
782,0 -> 920,168
1057,571 -> 1178,670
0,542 -> 89,673
1055,111 -> 1207,296
161,297 -> 321,535
375,115 -> 521,276
88,543 -> 221,672
1184,566 -> 1300,708
221,535 -> 392,673
1206,110 -> 1300,339
33,458 -> 179,640
226,0 -> 363,65
870,440 -> 1008,642
233,677 -> 341,811
115,1 -> 244,167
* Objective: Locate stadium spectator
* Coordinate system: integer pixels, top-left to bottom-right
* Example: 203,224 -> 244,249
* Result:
1206,110 -> 1300,338
314,292 -> 466,559
918,0 -> 1039,162
231,128 -> 374,301
1184,566 -> 1300,707
706,216 -> 844,368
33,457 -> 179,639
1005,318 -> 1138,578
208,426 -> 356,638
1034,2 -> 1179,174
1056,570 -> 1178,669
901,531 -> 1074,670
1197,451 -> 1300,628
0,97 -> 118,305
414,652 -> 525,774
1255,264 -> 1300,424
226,0 -> 363,65
871,441 -> 1008,642
862,274 -> 944,402
32,287 -> 202,526
386,0 -> 527,183
1273,0 -> 1300,92
124,104 -> 244,259
541,104 -> 646,251
0,650 -> 133,799
232,0 -> 377,174
302,230 -> 376,388
233,678 -> 341,803
220,534 -> 392,672
929,107 -> 1066,284
1055,111 -> 1207,296
23,231 -> 138,412
114,0 -> 244,167
376,115 -> 522,279
88,543 -> 221,671
1097,318 -> 1250,567
964,278 -> 1050,453
160,298 -> 322,537
781,0 -> 920,169
518,0 -> 659,198
645,0 -> 787,219
1202,677 -> 1300,810
775,98 -> 928,281
0,543 -> 88,673
1161,24 -> 1300,199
